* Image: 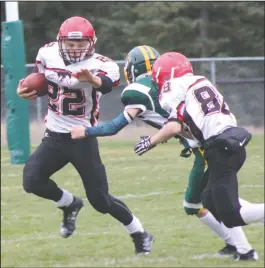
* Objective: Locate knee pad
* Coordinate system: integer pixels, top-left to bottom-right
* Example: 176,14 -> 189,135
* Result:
183,198 -> 202,216
201,195 -> 221,221
87,190 -> 111,214
23,161 -> 49,195
184,206 -> 200,216
220,209 -> 247,228
23,163 -> 38,193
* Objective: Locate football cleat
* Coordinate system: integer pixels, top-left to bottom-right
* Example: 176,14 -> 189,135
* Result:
218,244 -> 237,255
59,196 -> 84,238
130,230 -> 154,254
233,249 -> 259,261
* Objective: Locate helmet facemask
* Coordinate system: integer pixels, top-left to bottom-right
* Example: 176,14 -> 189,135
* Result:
58,36 -> 97,64
124,61 -> 154,85
124,63 -> 135,85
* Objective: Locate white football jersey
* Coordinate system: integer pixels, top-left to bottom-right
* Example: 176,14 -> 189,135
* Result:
35,42 -> 120,133
160,74 -> 237,142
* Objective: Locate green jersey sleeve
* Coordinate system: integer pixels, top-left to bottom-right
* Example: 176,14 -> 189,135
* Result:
121,84 -> 154,112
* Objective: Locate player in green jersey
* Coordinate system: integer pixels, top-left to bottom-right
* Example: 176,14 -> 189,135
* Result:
71,46 -> 257,258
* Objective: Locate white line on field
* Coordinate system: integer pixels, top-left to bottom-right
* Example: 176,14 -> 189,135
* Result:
241,184 -> 264,188
103,256 -> 180,266
2,173 -> 18,178
1,186 -> 21,190
0,186 -> 175,200
23,253 -> 237,267
40,256 -> 181,267
191,253 -> 230,260
2,231 -> 113,244
117,191 -> 175,199
1,163 -> 11,167
1,163 -> 21,167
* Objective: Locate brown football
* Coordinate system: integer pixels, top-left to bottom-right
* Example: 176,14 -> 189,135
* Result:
21,73 -> 48,96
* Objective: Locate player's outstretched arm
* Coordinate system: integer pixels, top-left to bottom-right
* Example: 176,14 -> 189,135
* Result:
71,108 -> 140,139
72,68 -> 117,94
86,111 -> 131,137
72,69 -> 102,88
134,121 -> 182,156
151,121 -> 182,146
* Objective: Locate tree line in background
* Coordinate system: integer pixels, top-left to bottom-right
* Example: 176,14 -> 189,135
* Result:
1,1 -> 264,63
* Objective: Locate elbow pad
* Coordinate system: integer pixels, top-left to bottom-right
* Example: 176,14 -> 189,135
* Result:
96,74 -> 114,94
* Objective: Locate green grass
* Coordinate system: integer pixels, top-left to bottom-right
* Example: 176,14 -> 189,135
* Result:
1,135 -> 264,267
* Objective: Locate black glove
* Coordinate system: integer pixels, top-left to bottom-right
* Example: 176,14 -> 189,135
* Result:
134,136 -> 156,156
180,147 -> 192,158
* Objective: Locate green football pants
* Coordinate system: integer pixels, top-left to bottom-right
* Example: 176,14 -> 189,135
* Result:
183,148 -> 209,215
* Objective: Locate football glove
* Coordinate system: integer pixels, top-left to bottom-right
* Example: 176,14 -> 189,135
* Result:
134,136 -> 156,156
180,147 -> 192,158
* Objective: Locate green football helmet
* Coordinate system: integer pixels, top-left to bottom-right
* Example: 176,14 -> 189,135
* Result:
124,45 -> 160,84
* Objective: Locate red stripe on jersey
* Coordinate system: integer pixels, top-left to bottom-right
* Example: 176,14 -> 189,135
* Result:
90,89 -> 100,126
97,70 -> 107,75
35,61 -> 42,73
44,67 -> 72,73
187,78 -> 207,91
44,112 -> 48,123
113,79 -> 120,87
176,101 -> 185,122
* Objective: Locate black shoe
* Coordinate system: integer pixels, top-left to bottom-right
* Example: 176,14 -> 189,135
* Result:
233,249 -> 259,261
130,230 -> 154,254
218,244 -> 237,255
59,196 -> 84,238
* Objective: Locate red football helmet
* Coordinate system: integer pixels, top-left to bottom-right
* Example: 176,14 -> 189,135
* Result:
57,16 -> 97,63
152,52 -> 193,89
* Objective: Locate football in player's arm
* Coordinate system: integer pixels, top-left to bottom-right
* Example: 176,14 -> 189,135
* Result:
17,17 -> 154,255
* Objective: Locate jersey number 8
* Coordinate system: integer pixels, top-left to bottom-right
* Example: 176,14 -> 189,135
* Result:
193,86 -> 230,116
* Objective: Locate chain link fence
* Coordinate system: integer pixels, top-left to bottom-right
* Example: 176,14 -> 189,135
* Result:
1,57 -> 264,144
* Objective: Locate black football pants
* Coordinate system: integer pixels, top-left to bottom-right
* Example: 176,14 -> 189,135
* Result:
23,129 -> 133,225
201,146 -> 247,228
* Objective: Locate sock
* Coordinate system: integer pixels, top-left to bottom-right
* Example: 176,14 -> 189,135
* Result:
240,203 -> 264,224
199,210 -> 234,245
229,226 -> 252,254
124,215 -> 144,235
55,189 -> 74,208
239,198 -> 251,206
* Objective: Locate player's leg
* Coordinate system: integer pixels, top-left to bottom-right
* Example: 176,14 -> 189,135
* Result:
184,148 -> 237,254
70,137 -> 153,254
205,146 -> 262,260
23,132 -> 84,238
23,136 -> 67,201
202,173 -> 259,260
205,146 -> 264,226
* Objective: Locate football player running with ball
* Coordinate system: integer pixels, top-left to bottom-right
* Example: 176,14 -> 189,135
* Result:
16,16 -> 154,255
133,52 -> 264,260
71,46 -> 259,260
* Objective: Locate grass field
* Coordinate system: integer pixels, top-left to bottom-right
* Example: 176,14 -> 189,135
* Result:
1,135 -> 264,267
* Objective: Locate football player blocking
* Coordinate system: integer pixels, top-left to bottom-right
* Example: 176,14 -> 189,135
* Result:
134,52 -> 264,260
71,46 -> 261,260
16,16 -> 154,255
